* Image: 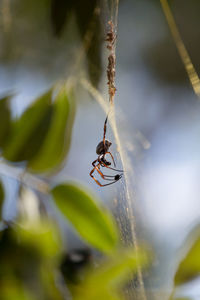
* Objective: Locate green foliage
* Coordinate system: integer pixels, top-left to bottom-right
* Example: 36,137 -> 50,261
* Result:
0,87 -> 148,299
0,220 -> 63,300
2,87 -> 75,174
0,96 -> 11,148
73,248 -> 148,300
0,280 -> 37,300
170,226 -> 200,299
51,183 -> 119,253
174,236 -> 200,285
16,219 -> 61,259
173,298 -> 191,300
0,217 -> 148,300
3,89 -> 53,162
29,87 -> 75,173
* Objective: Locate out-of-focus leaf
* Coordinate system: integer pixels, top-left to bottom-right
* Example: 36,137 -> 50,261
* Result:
75,0 -> 103,87
0,180 -> 4,220
0,222 -> 62,300
50,0 -> 74,36
74,248 -> 148,300
51,183 -> 118,253
3,89 -> 53,162
29,88 -> 75,173
40,265 -> 64,300
75,288 -> 123,300
16,219 -> 61,259
173,298 -> 191,300
0,278 -> 37,300
84,249 -> 148,287
0,96 -> 11,148
174,236 -> 200,285
0,228 -> 43,297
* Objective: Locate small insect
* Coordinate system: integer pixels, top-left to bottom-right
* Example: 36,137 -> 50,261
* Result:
90,116 -> 123,187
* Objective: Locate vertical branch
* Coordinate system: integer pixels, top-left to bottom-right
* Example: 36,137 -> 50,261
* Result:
106,20 -> 117,105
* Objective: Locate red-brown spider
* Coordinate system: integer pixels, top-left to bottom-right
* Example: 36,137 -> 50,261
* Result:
90,116 -> 123,187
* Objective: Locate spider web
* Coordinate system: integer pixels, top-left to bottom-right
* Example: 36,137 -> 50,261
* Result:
83,1 -> 200,299
102,2 -> 148,299
81,1 -> 148,299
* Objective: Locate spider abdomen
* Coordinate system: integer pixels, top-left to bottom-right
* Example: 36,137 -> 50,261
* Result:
96,140 -> 112,155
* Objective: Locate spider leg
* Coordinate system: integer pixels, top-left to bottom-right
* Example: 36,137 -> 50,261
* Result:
105,151 -> 116,167
90,169 -> 122,187
92,162 -> 119,181
98,157 -> 123,172
90,157 -> 123,186
92,159 -> 98,167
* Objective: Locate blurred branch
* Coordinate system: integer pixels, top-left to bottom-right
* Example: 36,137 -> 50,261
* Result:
0,160 -> 49,194
160,0 -> 200,97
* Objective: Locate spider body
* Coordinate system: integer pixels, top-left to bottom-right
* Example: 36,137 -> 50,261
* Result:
100,155 -> 111,166
96,140 -> 111,155
90,129 -> 123,186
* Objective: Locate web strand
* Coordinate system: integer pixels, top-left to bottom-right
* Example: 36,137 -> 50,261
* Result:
102,1 -> 147,299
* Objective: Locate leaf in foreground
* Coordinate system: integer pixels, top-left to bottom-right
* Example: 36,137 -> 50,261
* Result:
3,89 -> 53,162
174,234 -> 200,286
74,248 -> 148,300
29,88 -> 75,173
51,183 -> 118,253
172,298 -> 191,300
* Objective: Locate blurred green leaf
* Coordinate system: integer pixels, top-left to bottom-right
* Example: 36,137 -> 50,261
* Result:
84,249 -> 148,288
3,89 -> 53,162
0,278 -> 37,300
29,88 -> 75,173
0,180 -> 4,220
40,264 -> 64,300
0,228 -> 43,298
51,183 -> 118,253
74,248 -> 148,300
0,96 -> 11,149
75,288 -> 123,300
0,221 -> 62,300
172,298 -> 191,300
16,219 -> 61,259
174,236 -> 200,285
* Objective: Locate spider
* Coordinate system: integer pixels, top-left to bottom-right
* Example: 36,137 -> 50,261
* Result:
90,116 -> 123,187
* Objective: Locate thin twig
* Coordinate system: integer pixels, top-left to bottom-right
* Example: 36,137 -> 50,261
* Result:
0,160 -> 49,194
106,20 -> 117,104
160,0 -> 200,97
